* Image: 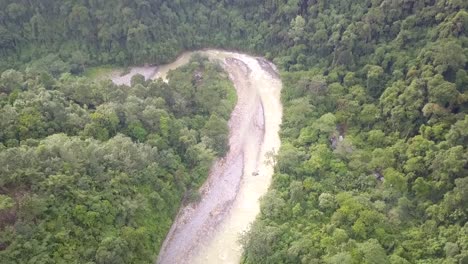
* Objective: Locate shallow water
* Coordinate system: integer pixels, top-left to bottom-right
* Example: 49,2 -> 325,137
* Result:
190,53 -> 282,264
109,50 -> 283,264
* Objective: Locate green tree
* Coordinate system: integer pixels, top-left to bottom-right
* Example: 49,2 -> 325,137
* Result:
201,114 -> 229,156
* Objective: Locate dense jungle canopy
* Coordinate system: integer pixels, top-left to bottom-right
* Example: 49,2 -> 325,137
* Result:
0,0 -> 467,263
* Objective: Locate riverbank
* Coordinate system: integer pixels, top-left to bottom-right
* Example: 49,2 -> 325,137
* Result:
108,50 -> 282,264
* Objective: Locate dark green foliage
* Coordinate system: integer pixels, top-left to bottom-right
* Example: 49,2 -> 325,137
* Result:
0,57 -> 234,263
241,1 -> 468,263
0,0 -> 467,263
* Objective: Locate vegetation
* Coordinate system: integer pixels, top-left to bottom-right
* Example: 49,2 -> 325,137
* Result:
83,66 -> 121,79
0,0 -> 467,263
240,1 -> 468,264
0,56 -> 235,263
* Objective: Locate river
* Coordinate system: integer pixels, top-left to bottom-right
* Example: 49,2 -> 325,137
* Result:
109,50 -> 283,264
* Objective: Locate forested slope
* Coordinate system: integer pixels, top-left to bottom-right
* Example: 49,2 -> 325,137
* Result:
0,0 -> 282,71
0,0 -> 467,263
240,1 -> 468,264
0,56 -> 235,263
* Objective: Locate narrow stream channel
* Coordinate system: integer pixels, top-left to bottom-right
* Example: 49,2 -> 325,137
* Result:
110,50 -> 283,264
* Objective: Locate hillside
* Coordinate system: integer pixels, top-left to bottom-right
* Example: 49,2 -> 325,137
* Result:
0,56 -> 235,263
0,0 -> 467,263
240,1 -> 468,263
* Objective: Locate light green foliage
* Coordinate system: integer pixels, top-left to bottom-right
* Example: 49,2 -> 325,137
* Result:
83,66 -> 119,80
0,69 -> 23,93
240,1 -> 467,263
0,195 -> 14,210
0,57 -> 235,263
326,252 -> 352,264
318,193 -> 336,211
289,15 -> 306,43
427,74 -> 459,107
0,0 -> 466,263
355,239 -> 389,264
202,115 -> 229,156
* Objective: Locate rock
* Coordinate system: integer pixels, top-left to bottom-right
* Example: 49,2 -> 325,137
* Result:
193,70 -> 203,84
330,136 -> 337,149
373,171 -> 384,181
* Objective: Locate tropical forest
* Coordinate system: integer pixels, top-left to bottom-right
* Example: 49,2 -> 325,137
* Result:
0,0 -> 466,264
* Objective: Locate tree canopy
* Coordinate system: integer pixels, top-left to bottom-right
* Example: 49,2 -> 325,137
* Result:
0,0 -> 467,263
0,56 -> 235,263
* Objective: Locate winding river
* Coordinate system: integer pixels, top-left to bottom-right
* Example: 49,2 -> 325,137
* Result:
110,50 -> 283,264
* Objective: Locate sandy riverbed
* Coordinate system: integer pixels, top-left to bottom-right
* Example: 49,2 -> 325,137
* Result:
109,50 -> 283,264
109,66 -> 158,85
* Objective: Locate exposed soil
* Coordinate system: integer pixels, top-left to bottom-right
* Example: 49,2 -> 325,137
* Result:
109,66 -> 158,86
109,50 -> 283,264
